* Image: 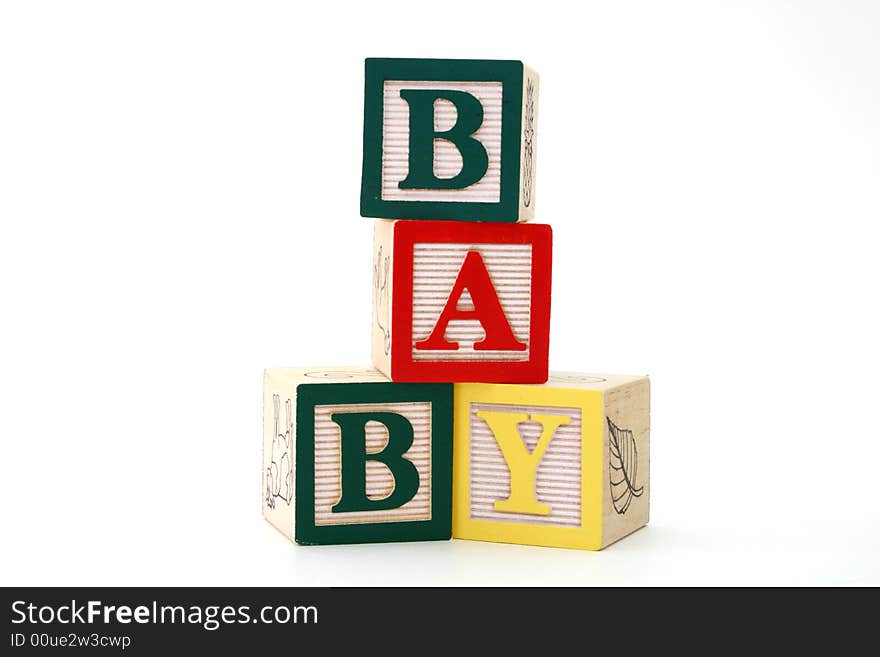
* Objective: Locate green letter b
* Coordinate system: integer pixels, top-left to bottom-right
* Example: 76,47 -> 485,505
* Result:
398,89 -> 490,190
330,412 -> 420,513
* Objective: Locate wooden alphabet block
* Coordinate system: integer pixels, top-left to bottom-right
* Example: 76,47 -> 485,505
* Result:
452,373 -> 650,550
361,58 -> 539,222
263,367 -> 453,545
372,219 -> 551,383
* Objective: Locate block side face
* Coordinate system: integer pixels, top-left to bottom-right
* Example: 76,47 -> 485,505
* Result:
294,382 -> 452,545
544,372 -> 648,392
360,58 -> 523,222
262,373 -> 298,541
264,367 -> 389,385
371,220 -> 395,378
390,221 -> 551,383
518,65 -> 539,222
602,378 -> 651,547
453,383 -> 602,550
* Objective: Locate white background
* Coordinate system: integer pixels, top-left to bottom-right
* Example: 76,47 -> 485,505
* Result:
1,1 -> 878,586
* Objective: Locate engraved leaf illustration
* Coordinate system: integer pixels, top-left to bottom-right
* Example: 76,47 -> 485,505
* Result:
608,417 -> 643,515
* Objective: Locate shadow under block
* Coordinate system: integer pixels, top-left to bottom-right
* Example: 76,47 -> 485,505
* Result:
262,367 -> 453,545
452,373 -> 650,550
361,58 -> 539,222
372,219 -> 551,383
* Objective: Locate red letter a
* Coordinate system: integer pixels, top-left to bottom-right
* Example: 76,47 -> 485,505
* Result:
414,250 -> 527,352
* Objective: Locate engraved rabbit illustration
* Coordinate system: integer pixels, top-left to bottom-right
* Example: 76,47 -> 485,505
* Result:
265,394 -> 293,509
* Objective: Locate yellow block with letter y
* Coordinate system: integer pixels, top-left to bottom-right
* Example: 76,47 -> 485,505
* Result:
453,374 -> 650,550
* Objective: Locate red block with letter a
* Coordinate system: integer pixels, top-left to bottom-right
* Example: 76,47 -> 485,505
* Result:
371,219 -> 551,383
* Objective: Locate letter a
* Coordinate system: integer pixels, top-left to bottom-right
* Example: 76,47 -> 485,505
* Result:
476,411 -> 571,515
330,412 -> 420,513
415,250 -> 527,352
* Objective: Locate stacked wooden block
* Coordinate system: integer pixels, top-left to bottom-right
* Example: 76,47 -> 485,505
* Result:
264,58 -> 650,550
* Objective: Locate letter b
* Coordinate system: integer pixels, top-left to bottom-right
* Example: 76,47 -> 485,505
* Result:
398,89 -> 489,190
331,412 -> 420,513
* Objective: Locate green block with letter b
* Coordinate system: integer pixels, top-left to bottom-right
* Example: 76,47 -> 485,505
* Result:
361,58 -> 539,223
262,367 -> 453,545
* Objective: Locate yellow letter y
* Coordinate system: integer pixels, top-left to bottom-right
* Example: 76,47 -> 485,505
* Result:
476,411 -> 571,516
